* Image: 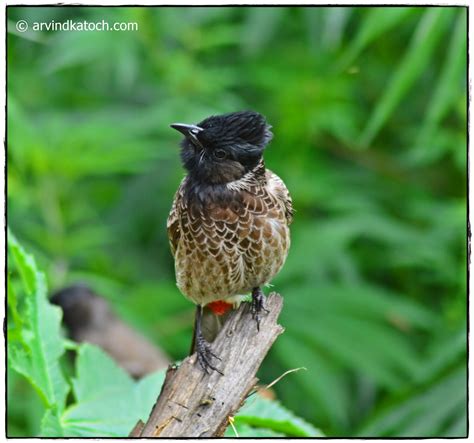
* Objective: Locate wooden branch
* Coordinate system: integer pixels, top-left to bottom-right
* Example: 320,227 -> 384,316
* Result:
132,293 -> 284,437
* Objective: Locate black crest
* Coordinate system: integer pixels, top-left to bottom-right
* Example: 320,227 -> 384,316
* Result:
197,110 -> 273,152
171,111 -> 272,185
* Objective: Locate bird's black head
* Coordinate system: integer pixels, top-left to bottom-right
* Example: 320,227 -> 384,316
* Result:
171,111 -> 272,184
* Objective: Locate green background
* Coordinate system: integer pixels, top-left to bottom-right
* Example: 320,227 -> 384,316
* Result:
7,6 -> 467,437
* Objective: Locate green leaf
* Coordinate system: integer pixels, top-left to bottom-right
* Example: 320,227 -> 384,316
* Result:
319,8 -> 352,51
61,344 -> 165,437
7,230 -> 69,431
241,8 -> 285,55
413,329 -> 466,383
337,7 -> 414,69
272,334 -> 350,429
234,396 -> 324,437
7,364 -> 47,437
414,10 -> 467,152
360,8 -> 452,146
40,410 -> 64,437
135,371 -> 168,422
358,365 -> 466,437
7,273 -> 22,329
290,318 -> 407,389
224,422 -> 285,437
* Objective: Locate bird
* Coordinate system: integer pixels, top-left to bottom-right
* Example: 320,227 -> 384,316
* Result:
167,110 -> 293,373
51,284 -> 170,378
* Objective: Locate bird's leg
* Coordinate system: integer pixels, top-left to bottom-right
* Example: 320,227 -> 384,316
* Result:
195,305 -> 223,375
251,287 -> 269,331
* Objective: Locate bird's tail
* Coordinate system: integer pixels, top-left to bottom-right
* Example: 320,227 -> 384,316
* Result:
189,305 -> 232,354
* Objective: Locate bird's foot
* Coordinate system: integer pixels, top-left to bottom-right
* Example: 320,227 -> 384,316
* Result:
251,287 -> 269,332
195,333 -> 223,375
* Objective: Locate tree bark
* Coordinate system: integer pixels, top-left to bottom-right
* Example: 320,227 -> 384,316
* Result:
131,293 -> 284,437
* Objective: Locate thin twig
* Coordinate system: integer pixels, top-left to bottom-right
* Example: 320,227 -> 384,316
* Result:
265,366 -> 307,390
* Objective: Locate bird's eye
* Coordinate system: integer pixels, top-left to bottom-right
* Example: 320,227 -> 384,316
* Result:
214,149 -> 227,159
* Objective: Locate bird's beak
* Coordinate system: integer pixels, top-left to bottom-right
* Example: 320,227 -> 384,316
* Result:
170,123 -> 204,138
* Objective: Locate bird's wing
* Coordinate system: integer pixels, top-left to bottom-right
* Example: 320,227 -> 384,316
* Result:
265,170 -> 294,225
167,177 -> 187,257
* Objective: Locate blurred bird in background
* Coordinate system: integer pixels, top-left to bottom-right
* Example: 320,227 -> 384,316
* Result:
168,111 -> 293,373
51,285 -> 170,378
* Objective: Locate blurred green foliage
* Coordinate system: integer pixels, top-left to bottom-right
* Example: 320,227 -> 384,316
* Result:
7,5 -> 467,437
7,230 -> 166,437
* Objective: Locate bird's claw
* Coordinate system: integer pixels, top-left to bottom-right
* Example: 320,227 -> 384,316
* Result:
251,287 -> 269,331
196,335 -> 223,375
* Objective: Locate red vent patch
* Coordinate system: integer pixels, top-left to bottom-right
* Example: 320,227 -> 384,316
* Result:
207,300 -> 233,316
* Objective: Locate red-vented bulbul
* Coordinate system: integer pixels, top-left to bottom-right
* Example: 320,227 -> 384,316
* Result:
168,111 -> 293,373
51,285 -> 170,378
